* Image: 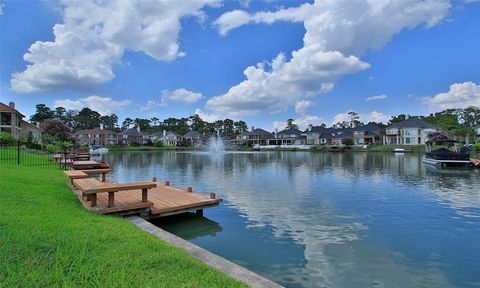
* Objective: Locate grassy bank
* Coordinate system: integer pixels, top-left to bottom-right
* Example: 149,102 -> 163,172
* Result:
0,164 -> 245,287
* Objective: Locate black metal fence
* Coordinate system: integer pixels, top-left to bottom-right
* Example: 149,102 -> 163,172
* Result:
0,141 -> 67,169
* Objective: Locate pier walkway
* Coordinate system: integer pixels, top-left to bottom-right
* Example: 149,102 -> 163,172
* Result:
65,170 -> 222,219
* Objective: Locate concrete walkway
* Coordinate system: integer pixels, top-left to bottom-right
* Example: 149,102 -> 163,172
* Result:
128,216 -> 283,288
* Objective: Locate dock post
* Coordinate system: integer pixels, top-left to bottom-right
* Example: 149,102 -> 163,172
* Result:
196,209 -> 203,216
187,187 -> 192,192
210,192 -> 216,199
108,192 -> 115,207
102,172 -> 106,182
165,181 -> 170,186
90,194 -> 97,207
152,177 -> 157,182
142,188 -> 148,203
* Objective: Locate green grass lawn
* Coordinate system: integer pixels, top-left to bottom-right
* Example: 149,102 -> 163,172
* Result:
0,164 -> 246,287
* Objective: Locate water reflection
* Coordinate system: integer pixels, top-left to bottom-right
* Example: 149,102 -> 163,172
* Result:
102,151 -> 480,288
151,213 -> 223,240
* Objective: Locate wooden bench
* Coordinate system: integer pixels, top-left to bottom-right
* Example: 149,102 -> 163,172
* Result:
64,170 -> 89,184
72,178 -> 156,208
64,168 -> 111,184
79,168 -> 111,182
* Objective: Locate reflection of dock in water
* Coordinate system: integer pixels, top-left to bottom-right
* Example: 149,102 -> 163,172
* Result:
152,213 -> 223,240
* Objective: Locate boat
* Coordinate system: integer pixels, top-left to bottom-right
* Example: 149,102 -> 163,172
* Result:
423,139 -> 472,167
89,145 -> 109,155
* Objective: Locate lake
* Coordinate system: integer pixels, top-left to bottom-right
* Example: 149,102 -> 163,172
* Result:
101,151 -> 480,288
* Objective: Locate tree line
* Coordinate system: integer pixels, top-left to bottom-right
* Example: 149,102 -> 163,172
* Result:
29,104 -> 480,143
29,104 -> 249,139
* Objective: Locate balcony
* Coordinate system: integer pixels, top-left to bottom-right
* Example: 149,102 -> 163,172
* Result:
386,129 -> 398,135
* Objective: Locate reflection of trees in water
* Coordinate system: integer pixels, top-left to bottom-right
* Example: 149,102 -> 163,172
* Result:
102,151 -> 477,287
104,151 -> 479,219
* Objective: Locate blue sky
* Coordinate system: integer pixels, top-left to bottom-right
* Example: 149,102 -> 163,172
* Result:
1,0 -> 479,130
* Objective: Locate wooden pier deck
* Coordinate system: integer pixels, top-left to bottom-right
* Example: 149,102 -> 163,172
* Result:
69,178 -> 222,218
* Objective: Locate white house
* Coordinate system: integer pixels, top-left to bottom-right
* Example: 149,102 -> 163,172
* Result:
383,117 -> 440,145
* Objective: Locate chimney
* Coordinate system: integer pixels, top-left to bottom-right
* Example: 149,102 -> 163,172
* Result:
251,126 -> 255,132
100,123 -> 104,130
163,130 -> 166,137
406,115 -> 410,120
8,102 -> 15,109
136,126 -> 140,132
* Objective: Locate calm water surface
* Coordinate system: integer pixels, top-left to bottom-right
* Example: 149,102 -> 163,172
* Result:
101,151 -> 480,288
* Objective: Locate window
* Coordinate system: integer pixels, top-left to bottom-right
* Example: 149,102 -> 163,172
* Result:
405,137 -> 411,144
403,129 -> 416,136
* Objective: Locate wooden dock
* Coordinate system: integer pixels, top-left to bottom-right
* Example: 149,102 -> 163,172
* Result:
68,175 -> 222,218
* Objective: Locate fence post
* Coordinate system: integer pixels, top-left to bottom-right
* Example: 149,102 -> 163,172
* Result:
63,149 -> 67,170
17,140 -> 20,165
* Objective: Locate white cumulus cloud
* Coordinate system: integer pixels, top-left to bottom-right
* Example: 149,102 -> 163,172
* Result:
54,95 -> 131,115
161,88 -> 203,104
206,49 -> 369,116
295,100 -> 312,114
208,0 -> 450,117
365,94 -> 387,101
194,108 -> 223,122
424,81 -> 480,109
11,0 -> 219,93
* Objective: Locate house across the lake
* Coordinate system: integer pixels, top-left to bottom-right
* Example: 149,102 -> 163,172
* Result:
236,128 -> 274,146
75,125 -> 118,146
383,117 -> 440,145
268,128 -> 306,146
352,124 -> 385,145
304,124 -> 384,146
183,130 -> 208,147
120,127 -> 145,145
152,130 -> 182,146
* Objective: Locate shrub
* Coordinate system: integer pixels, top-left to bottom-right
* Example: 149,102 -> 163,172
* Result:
45,144 -> 58,154
0,132 -> 15,145
130,141 -> 141,147
473,142 -> 480,151
341,138 -> 354,146
59,140 -> 74,151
